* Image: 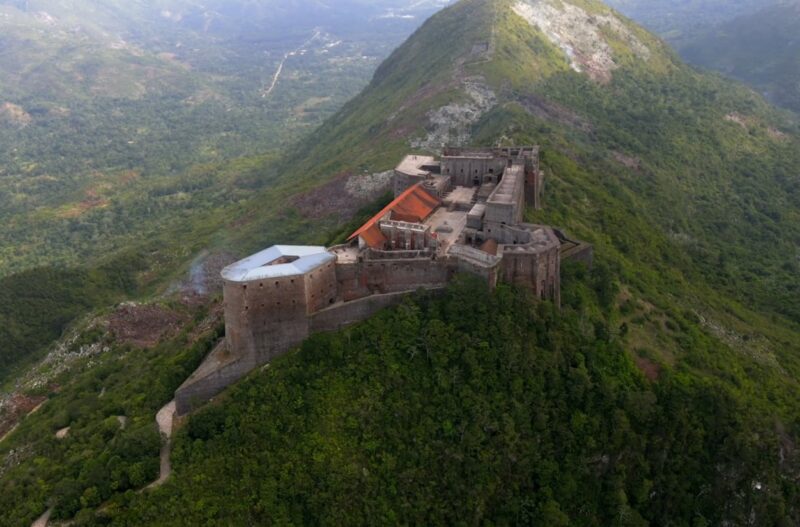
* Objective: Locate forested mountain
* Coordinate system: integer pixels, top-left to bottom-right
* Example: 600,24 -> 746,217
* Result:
0,0 -> 452,379
1,0 -> 799,524
681,1 -> 800,114
604,0 -> 767,44
607,0 -> 800,115
0,0 -> 451,276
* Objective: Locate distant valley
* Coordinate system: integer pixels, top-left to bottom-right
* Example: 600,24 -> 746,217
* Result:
0,0 -> 453,276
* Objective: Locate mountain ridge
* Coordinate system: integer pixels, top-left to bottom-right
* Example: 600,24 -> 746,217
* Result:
1,0 -> 799,524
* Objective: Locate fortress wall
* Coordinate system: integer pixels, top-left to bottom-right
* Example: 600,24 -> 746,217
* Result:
441,157 -> 507,186
500,246 -> 561,304
310,291 -> 434,334
175,356 -> 254,415
484,223 -> 533,245
485,202 -> 515,226
526,168 -> 543,210
361,258 -> 450,294
225,273 -> 311,366
543,248 -> 561,306
336,262 -> 372,302
393,171 -> 426,197
222,281 -> 250,359
562,242 -> 594,267
305,260 -> 338,313
335,258 -> 449,301
451,256 -> 499,288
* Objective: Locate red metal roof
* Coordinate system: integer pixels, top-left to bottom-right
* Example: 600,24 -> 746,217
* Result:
358,226 -> 388,248
348,183 -> 441,248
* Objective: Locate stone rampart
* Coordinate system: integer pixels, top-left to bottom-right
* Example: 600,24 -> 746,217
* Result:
175,343 -> 256,415
310,289 -> 441,334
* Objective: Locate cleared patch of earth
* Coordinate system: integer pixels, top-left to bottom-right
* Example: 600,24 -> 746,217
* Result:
612,150 -> 642,170
518,94 -> 592,132
0,102 -> 32,127
766,127 -> 788,141
0,394 -> 47,442
725,112 -> 749,128
57,189 -> 111,219
293,170 -> 392,220
633,354 -> 661,381
106,303 -> 187,348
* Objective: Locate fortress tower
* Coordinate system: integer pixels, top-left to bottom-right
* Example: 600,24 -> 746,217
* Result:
175,147 -> 589,415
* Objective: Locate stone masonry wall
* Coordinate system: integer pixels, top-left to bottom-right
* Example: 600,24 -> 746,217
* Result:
500,246 -> 561,306
441,157 -> 507,187
226,272 -> 311,366
336,257 -> 451,302
304,260 -> 338,313
175,350 -> 254,415
310,290 -> 438,334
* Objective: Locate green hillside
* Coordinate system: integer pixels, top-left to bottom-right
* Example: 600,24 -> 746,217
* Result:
0,0 -> 444,277
1,0 -> 799,524
605,0 -> 800,116
681,1 -> 800,114
0,0 -> 451,378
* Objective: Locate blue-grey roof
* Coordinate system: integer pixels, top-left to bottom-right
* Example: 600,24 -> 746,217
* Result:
221,245 -> 334,283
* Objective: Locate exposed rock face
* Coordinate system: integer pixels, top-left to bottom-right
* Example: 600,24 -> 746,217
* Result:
411,79 -> 497,151
511,0 -> 650,82
344,170 -> 394,200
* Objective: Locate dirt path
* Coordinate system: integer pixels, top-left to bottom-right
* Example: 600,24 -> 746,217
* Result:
262,30 -> 321,98
1,399 -> 46,444
147,400 -> 176,489
0,423 -> 19,444
31,508 -> 52,527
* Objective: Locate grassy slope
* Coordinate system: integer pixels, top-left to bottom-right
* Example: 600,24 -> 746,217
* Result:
2,0 -> 800,523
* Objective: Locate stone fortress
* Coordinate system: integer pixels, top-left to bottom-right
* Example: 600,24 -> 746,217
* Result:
175,147 -> 593,414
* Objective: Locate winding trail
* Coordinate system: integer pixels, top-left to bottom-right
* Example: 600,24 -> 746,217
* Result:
147,400 -> 176,489
31,508 -> 52,527
262,30 -> 322,98
2,400 -> 46,444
